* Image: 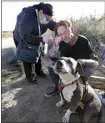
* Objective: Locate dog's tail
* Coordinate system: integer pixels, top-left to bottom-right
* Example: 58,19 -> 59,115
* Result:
97,108 -> 102,123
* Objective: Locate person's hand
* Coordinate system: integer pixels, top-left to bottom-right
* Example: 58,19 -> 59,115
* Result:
42,35 -> 52,43
71,27 -> 77,35
55,37 -> 61,46
77,59 -> 86,65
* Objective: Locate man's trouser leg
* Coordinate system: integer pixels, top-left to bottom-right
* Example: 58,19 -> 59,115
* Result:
35,58 -> 46,77
45,66 -> 60,97
83,66 -> 94,81
23,61 -> 36,82
48,66 -> 60,85
35,58 -> 41,74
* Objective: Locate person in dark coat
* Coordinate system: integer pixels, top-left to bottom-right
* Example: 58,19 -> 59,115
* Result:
45,20 -> 99,97
13,2 -> 56,83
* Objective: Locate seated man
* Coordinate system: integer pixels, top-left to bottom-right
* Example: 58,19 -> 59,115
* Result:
45,20 -> 99,97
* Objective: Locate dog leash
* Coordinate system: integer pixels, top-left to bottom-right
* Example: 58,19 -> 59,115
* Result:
77,77 -> 88,100
58,77 -> 88,95
83,82 -> 88,97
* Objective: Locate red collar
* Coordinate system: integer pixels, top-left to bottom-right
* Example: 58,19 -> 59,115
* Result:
58,80 -> 77,91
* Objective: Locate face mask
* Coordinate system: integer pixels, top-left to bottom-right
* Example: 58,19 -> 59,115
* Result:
40,17 -> 49,24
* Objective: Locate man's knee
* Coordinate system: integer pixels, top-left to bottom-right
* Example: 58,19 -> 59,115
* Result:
84,66 -> 94,79
48,66 -> 59,84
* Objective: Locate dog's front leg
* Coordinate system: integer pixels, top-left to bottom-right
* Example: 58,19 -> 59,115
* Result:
62,109 -> 72,122
56,93 -> 65,108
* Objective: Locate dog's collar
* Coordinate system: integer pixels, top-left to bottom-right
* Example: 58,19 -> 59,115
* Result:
58,79 -> 77,91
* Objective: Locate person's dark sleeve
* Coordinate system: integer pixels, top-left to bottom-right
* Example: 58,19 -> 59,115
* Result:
90,52 -> 98,61
47,20 -> 56,31
41,20 -> 56,32
85,38 -> 98,61
19,12 -> 43,45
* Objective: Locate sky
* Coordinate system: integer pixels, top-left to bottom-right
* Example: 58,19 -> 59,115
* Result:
2,1 -> 105,31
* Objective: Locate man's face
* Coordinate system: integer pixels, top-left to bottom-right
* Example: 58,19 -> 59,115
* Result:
57,26 -> 71,43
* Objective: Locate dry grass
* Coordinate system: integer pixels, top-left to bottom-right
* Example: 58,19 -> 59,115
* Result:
2,31 -> 13,39
1,60 -> 24,84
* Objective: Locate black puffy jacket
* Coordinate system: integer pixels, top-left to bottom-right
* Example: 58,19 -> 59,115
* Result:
13,5 -> 56,63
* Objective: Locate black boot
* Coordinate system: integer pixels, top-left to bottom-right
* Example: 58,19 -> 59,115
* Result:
36,70 -> 46,78
45,84 -> 59,98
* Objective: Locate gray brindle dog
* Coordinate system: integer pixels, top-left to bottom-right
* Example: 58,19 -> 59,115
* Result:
53,57 -> 102,123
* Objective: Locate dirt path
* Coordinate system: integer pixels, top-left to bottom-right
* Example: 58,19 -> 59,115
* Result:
1,37 -> 105,122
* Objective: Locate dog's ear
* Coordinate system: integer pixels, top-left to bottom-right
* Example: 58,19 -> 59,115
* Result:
75,62 -> 85,76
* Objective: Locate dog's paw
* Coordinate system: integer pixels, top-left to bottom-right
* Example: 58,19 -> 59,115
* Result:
62,109 -> 71,122
56,100 -> 64,108
62,114 -> 70,123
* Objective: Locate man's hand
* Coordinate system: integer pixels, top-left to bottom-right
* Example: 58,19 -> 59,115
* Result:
77,59 -> 86,65
77,59 -> 98,68
55,36 -> 61,46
